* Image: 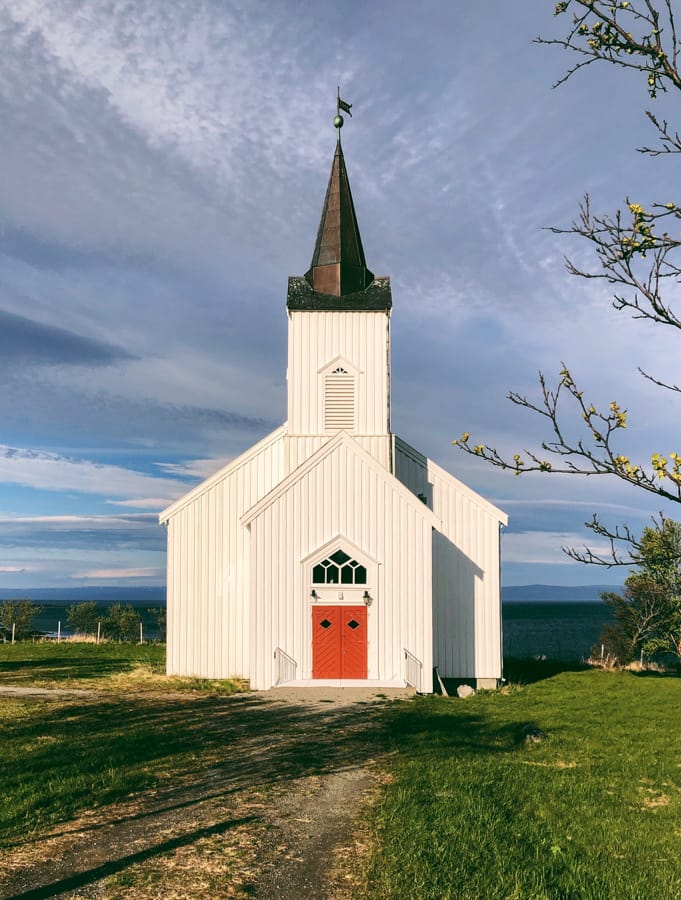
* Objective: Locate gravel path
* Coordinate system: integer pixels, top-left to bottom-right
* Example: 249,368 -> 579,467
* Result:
1,687 -> 413,899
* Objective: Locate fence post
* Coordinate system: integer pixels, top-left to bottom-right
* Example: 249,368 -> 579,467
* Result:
57,621 -> 61,643
139,622 -> 143,645
97,621 -> 101,644
11,623 -> 15,645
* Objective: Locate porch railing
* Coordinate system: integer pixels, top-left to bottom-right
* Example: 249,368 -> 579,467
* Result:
404,649 -> 422,692
274,647 -> 297,685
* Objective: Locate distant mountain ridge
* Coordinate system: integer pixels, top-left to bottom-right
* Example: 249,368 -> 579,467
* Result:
0,586 -> 166,606
0,584 -> 619,606
502,584 -> 622,603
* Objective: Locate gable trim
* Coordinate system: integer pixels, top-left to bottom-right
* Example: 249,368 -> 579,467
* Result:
160,423 -> 287,523
241,431 -> 440,528
395,435 -> 508,525
317,355 -> 363,376
301,533 -> 380,567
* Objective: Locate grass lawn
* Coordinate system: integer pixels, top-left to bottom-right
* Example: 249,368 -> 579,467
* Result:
0,642 -> 166,687
0,642 -> 247,848
364,667 -> 681,899
2,645 -> 680,897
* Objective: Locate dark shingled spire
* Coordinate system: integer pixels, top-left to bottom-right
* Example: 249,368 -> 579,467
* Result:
304,139 -> 374,296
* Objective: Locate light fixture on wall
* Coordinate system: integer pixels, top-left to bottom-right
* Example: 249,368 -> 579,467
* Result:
363,591 -> 372,606
310,589 -> 318,600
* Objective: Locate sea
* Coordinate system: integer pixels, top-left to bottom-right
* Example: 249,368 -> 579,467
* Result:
1,585 -> 619,660
503,601 -> 614,661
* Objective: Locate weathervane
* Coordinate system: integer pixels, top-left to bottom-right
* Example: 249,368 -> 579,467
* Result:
334,87 -> 352,137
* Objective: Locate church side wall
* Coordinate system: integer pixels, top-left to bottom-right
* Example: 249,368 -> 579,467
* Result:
247,441 -> 433,691
287,310 -> 390,436
395,440 -> 504,683
165,434 -> 285,679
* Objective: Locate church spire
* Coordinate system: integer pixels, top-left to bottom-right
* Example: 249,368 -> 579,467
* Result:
287,96 -> 390,312
304,137 -> 374,297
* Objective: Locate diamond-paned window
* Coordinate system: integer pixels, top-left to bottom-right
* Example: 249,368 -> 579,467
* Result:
312,551 -> 367,585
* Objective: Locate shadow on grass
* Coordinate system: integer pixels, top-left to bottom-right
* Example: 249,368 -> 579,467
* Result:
0,644 -> 164,683
503,656 -> 591,685
4,814 -> 257,900
0,656 -> 140,681
2,692 -> 414,896
631,667 -> 681,679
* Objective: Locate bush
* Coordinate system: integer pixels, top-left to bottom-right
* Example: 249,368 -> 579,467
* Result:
104,604 -> 141,642
0,600 -> 42,641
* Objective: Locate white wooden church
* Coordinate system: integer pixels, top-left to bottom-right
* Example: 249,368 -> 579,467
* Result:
160,129 -> 507,693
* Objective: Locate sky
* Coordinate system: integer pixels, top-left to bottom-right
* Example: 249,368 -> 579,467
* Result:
0,0 -> 679,591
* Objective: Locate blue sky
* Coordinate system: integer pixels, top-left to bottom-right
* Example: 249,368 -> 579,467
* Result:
0,0 -> 678,590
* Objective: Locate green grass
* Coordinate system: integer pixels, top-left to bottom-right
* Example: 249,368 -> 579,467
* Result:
0,642 -> 166,686
4,647 -> 681,896
365,668 -> 681,899
0,643 -> 250,848
0,642 -> 246,694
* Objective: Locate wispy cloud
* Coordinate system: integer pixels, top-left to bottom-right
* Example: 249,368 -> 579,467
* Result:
72,566 -> 163,580
0,1 -> 674,590
0,307 -> 132,367
0,447 -> 185,502
156,456 -> 233,480
0,513 -> 163,550
107,498 -> 174,510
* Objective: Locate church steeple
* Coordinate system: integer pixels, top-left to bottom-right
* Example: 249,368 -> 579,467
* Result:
287,100 -> 390,312
304,139 -> 374,297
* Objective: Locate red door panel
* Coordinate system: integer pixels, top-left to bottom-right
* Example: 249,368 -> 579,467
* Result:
312,605 -> 367,679
312,606 -> 340,678
341,606 -> 367,678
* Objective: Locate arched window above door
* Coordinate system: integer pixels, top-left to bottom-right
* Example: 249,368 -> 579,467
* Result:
312,549 -> 367,585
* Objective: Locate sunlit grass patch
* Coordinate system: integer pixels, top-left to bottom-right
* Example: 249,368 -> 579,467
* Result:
0,643 -> 248,695
108,664 -> 247,695
365,669 -> 681,898
0,643 -> 250,848
0,642 -> 166,687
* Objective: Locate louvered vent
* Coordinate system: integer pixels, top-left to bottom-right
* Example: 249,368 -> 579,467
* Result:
324,367 -> 355,432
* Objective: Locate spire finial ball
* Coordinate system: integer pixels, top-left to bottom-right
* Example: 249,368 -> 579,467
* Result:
333,114 -> 344,129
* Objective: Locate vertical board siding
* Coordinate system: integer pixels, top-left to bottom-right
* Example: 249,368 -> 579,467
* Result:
165,430 -> 285,679
248,440 -> 433,690
287,310 -> 390,437
395,437 -> 505,681
285,435 -> 391,473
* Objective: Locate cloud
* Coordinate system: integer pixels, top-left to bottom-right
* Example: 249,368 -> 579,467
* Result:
0,565 -> 32,573
0,307 -> 132,367
0,513 -> 164,551
72,567 -> 163,580
156,456 -> 234,480
0,448 -> 186,502
107,498 -> 174,510
502,530 -> 606,566
0,0 -> 675,593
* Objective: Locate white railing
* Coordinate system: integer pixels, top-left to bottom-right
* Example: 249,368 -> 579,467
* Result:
404,649 -> 422,692
274,647 -> 297,685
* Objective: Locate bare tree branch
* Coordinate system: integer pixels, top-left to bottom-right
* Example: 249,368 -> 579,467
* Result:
638,366 -> 681,392
453,366 -> 681,505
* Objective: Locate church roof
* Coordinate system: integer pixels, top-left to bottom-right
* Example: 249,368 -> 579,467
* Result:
288,138 -> 390,310
305,139 -> 373,297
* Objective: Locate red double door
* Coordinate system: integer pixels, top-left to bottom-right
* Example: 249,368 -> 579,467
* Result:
312,605 -> 367,679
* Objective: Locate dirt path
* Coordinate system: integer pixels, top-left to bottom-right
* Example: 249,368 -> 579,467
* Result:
1,687 -> 412,899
